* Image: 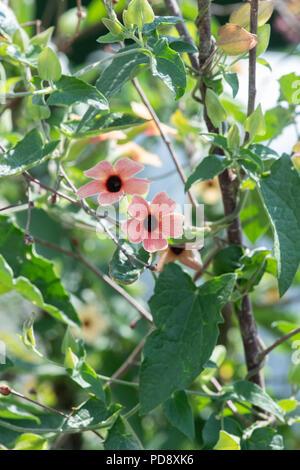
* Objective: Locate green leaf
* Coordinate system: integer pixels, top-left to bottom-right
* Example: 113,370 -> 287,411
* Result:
240,187 -> 270,243
109,241 -> 150,285
0,403 -> 40,423
279,72 -> 300,105
63,398 -> 120,431
104,416 -> 140,450
243,428 -> 284,450
214,430 -> 241,450
163,391 -> 195,440
60,113 -> 147,139
224,72 -> 239,98
47,75 -> 108,110
139,264 -> 236,412
238,148 -> 264,173
96,50 -> 150,98
223,380 -> 284,421
70,361 -> 105,402
202,413 -> 242,449
200,345 -> 226,383
102,18 -> 124,37
127,0 -> 154,30
143,16 -> 184,34
213,245 -> 244,275
227,124 -> 240,151
0,130 -> 59,177
254,106 -> 294,143
205,88 -> 227,128
165,36 -> 198,54
245,104 -> 266,141
29,27 -> 54,47
185,155 -> 231,191
0,216 -> 80,327
278,398 -> 298,413
258,153 -> 300,296
38,47 -> 62,82
13,433 -> 48,450
151,38 -> 187,100
257,57 -> 272,71
256,24 -> 270,57
96,32 -> 124,44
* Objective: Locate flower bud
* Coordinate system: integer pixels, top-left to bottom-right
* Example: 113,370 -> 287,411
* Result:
0,385 -> 12,396
216,24 -> 258,56
102,18 -> 123,36
123,10 -> 132,29
127,0 -> 154,30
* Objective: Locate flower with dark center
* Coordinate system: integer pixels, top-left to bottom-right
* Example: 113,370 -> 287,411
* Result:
144,214 -> 158,232
170,246 -> 185,255
122,192 -> 184,253
157,245 -> 202,272
77,157 -> 151,205
106,175 -> 122,193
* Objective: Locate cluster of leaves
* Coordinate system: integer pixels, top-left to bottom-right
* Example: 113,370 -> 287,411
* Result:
1,0 -> 300,451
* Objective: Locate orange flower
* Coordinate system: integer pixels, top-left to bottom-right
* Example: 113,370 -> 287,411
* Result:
194,177 -> 222,205
131,102 -> 178,138
117,142 -> 162,167
157,245 -> 202,272
89,130 -> 127,144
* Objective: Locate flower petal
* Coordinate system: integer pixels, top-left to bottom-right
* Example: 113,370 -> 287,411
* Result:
151,191 -> 177,216
161,213 -> 184,238
84,161 -> 113,180
98,190 -> 123,205
118,142 -> 162,167
77,180 -> 106,199
123,177 -> 151,195
121,219 -> 146,243
114,157 -> 144,179
128,195 -> 149,220
143,237 -> 168,253
157,249 -> 176,272
89,130 -> 126,144
179,250 -> 202,271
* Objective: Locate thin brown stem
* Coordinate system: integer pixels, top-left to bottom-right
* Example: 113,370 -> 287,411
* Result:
210,377 -> 251,426
259,327 -> 300,361
247,0 -> 259,117
132,77 -> 200,214
6,387 -> 68,418
193,245 -> 220,282
110,334 -> 151,386
24,178 -> 33,246
164,0 -> 200,71
1,386 -> 103,444
33,236 -> 153,324
0,201 -> 22,212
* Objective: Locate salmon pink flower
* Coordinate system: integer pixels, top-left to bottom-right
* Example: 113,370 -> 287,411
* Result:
77,158 -> 151,205
122,192 -> 184,253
